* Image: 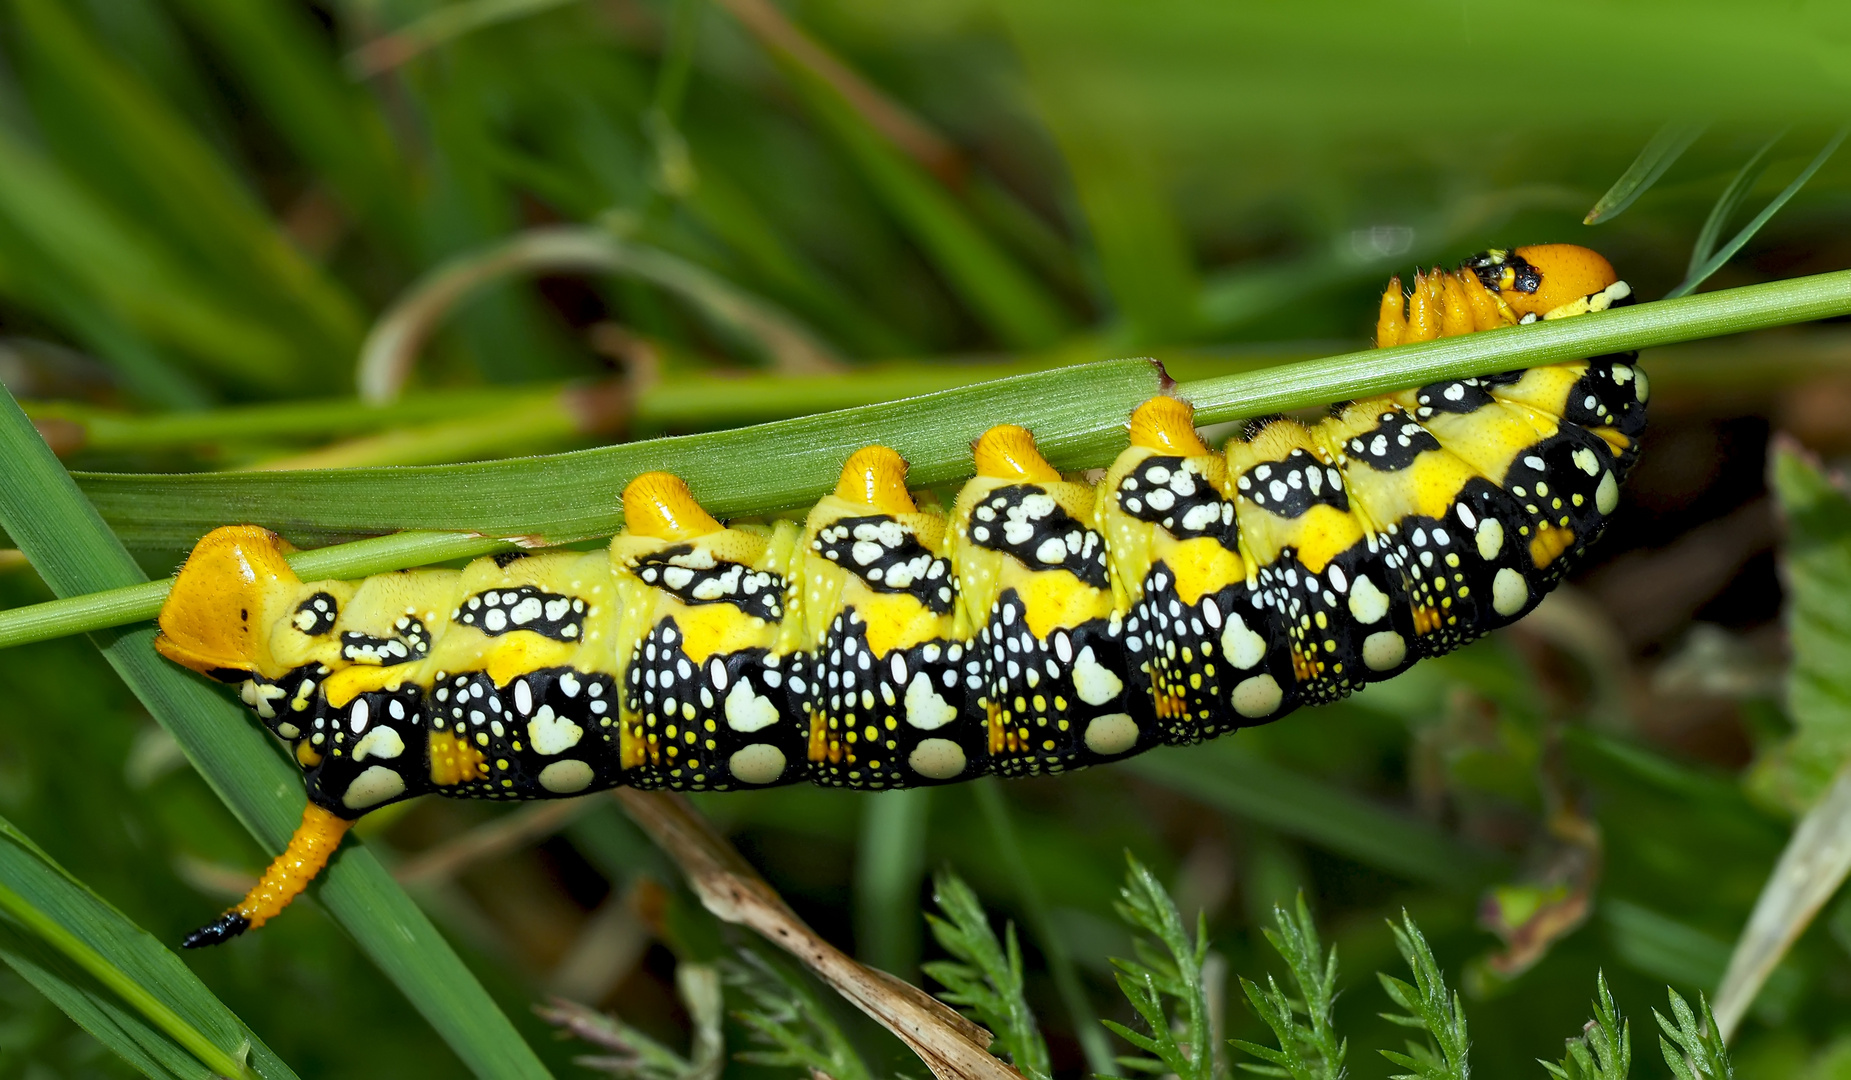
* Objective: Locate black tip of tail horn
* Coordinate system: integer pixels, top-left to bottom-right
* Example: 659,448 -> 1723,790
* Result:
182,912 -> 250,949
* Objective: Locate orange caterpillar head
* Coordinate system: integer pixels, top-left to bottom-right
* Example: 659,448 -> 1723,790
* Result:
1462,244 -> 1631,320
155,525 -> 300,681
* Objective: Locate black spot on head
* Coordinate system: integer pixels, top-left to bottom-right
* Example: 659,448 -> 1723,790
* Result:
1462,248 -> 1541,295
493,551 -> 530,568
240,608 -> 249,622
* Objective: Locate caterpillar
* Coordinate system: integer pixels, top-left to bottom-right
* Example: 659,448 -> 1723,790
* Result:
153,244 -> 1644,947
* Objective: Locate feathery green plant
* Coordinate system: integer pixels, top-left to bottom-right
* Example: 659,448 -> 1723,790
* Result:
1103,854 -> 1218,1080
722,948 -> 874,1080
1376,913 -> 1471,1080
922,872 -> 1051,1080
1542,972 -> 1631,1080
1654,990 -> 1733,1080
1232,894 -> 1346,1080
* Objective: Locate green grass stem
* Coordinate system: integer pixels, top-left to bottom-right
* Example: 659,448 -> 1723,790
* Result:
3,270 -> 1849,655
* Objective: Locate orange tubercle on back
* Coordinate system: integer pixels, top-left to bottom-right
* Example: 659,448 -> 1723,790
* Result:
973,425 -> 1059,482
1128,397 -> 1210,455
834,446 -> 917,515
621,472 -> 723,541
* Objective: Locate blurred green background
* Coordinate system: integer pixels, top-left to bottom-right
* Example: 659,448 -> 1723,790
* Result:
4,1 -> 1851,1077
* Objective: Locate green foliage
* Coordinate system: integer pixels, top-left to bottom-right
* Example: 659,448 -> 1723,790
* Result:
1103,855 -> 1217,1080
1751,447 -> 1851,812
1541,973 -> 1631,1080
723,949 -> 873,1080
1376,913 -> 1471,1080
1665,128 -> 1849,298
1584,121 -> 1708,224
922,872 -> 1051,1080
1231,894 -> 1346,1080
545,963 -> 725,1080
0,813 -> 288,1080
1655,990 -> 1734,1080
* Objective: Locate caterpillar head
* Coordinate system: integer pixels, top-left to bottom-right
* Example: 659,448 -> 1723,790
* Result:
155,526 -> 300,682
1463,244 -> 1631,321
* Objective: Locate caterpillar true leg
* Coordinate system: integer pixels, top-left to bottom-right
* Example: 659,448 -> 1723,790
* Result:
154,243 -> 1647,945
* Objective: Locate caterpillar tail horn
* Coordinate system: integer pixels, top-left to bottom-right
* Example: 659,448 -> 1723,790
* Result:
183,802 -> 352,947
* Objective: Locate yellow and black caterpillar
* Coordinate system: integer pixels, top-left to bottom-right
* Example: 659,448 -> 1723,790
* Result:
153,245 -> 1644,946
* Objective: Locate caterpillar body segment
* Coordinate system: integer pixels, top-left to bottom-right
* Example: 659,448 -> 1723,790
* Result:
153,244 -> 1647,945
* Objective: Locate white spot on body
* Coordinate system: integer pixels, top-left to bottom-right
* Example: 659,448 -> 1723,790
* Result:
539,760 -> 594,793
724,681 -> 781,732
1072,647 -> 1123,705
1232,675 -> 1283,718
730,744 -> 787,784
905,673 -> 956,729
1220,614 -> 1268,669
1595,471 -> 1619,513
528,705 -> 584,754
1346,576 -> 1389,624
342,766 -> 405,810
1476,518 -> 1505,560
1362,631 -> 1407,671
352,726 -> 404,761
1084,714 -> 1139,756
1492,568 -> 1529,616
909,739 -> 966,779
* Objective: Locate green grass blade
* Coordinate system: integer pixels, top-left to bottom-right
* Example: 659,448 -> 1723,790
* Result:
853,788 -> 933,980
1665,127 -> 1848,299
165,0 -> 413,249
973,780 -> 1119,1077
1125,743 -> 1499,887
782,68 -> 1072,350
77,358 -> 1163,553
61,268 -> 1851,555
0,817 -> 290,1080
1687,131 -> 1785,277
1584,120 -> 1707,224
0,124 -> 302,388
0,922 -> 209,1080
11,0 -> 364,359
0,387 -> 556,1079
